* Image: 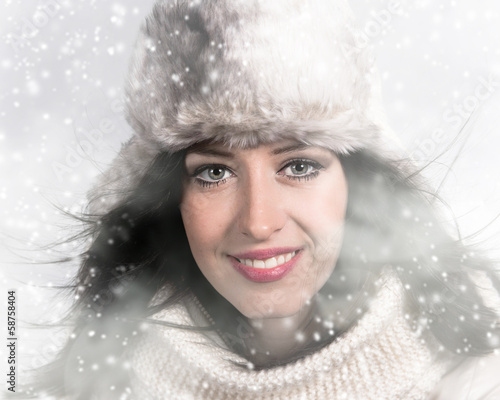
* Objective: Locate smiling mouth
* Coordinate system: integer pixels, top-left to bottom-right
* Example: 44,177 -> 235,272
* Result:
235,251 -> 298,269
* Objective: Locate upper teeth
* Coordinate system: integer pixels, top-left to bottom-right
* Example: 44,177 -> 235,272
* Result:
239,251 -> 297,269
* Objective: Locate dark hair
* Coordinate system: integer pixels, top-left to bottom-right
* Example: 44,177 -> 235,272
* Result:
33,148 -> 500,399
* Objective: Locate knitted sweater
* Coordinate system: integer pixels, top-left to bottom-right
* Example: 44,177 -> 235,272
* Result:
130,276 -> 451,400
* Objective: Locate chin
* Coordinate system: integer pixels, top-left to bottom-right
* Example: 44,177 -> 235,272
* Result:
232,290 -> 313,320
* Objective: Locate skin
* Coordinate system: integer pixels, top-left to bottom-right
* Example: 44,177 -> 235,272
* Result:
180,140 -> 348,356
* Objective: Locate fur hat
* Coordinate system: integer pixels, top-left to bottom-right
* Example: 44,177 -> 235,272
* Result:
89,0 -> 392,214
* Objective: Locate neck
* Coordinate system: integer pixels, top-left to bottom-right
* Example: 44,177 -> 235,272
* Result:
247,299 -> 321,364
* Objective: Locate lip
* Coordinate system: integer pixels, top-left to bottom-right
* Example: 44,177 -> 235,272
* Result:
229,248 -> 302,283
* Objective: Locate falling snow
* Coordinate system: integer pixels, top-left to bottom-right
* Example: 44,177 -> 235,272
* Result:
1,0 -> 500,397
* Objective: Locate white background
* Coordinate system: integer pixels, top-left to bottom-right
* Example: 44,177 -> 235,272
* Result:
0,0 -> 499,392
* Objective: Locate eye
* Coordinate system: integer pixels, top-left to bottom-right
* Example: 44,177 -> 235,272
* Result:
193,165 -> 234,186
285,162 -> 314,176
278,159 -> 323,181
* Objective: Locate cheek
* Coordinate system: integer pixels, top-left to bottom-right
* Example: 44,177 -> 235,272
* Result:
180,194 -> 212,258
298,174 -> 348,242
296,173 -> 348,281
180,191 -> 232,269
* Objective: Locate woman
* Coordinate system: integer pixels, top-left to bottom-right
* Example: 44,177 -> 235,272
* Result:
34,0 -> 500,399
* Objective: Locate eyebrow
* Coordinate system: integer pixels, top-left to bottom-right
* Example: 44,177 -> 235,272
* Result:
271,143 -> 310,155
187,147 -> 235,158
187,142 -> 311,157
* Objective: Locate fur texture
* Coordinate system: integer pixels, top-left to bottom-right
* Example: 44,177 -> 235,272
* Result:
90,0 -> 392,214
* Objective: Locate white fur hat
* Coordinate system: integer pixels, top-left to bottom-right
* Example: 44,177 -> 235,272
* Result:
89,0 -> 391,214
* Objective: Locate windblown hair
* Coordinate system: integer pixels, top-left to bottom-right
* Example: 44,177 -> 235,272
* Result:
33,147 -> 500,400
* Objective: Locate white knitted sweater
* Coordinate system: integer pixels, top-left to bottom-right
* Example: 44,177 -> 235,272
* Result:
130,277 -> 450,400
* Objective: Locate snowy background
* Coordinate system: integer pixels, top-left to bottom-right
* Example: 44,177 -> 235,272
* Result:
1,0 -> 499,392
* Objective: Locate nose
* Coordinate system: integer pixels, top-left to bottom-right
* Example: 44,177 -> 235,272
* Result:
237,173 -> 286,241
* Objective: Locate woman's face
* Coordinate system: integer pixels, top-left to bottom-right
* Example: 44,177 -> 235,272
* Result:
180,140 -> 348,319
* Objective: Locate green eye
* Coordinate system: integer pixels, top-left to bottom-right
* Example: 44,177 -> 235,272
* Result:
207,167 -> 226,180
279,159 -> 323,181
196,165 -> 233,184
289,163 -> 310,175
